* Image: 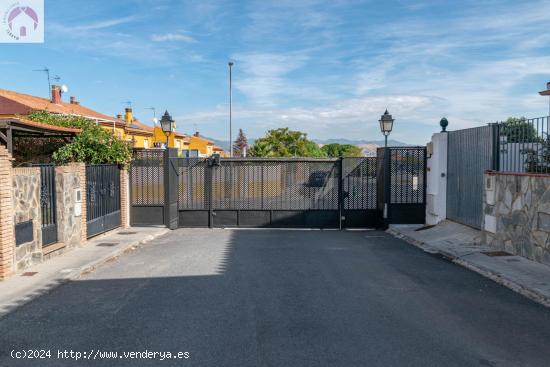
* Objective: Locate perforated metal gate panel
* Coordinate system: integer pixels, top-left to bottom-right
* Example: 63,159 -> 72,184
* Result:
176,157 -> 379,228
130,150 -> 165,225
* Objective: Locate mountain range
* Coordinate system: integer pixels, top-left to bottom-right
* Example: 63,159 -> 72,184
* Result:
202,136 -> 409,156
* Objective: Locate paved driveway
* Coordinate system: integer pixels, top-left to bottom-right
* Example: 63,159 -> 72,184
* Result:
1,229 -> 550,366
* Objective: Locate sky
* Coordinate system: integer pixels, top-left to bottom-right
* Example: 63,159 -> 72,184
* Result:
1,0 -> 550,145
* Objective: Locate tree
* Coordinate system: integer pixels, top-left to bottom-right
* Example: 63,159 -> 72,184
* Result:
233,128 -> 248,157
321,143 -> 362,157
25,110 -> 133,166
500,117 -> 539,143
248,128 -> 326,158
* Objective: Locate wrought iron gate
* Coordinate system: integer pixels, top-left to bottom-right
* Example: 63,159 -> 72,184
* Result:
86,164 -> 121,237
37,164 -> 57,247
130,148 -> 427,229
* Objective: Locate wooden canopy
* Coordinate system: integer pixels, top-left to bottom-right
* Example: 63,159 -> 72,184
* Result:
0,117 -> 81,153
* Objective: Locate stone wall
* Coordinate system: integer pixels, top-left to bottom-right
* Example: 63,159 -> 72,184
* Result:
482,172 -> 550,266
12,167 -> 42,270
55,164 -> 85,249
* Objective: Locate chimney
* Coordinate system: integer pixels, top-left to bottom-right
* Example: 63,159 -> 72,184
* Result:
51,85 -> 61,104
69,96 -> 79,105
116,114 -> 122,119
194,131 -> 200,137
124,107 -> 133,124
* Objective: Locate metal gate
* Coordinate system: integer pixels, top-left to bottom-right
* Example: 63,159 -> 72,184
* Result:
37,164 -> 58,247
447,126 -> 498,228
377,147 -> 427,224
130,149 -> 427,229
86,164 -> 121,237
176,157 -> 381,228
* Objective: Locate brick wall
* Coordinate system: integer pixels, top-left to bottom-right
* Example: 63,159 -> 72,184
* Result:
120,169 -> 130,228
0,146 -> 15,279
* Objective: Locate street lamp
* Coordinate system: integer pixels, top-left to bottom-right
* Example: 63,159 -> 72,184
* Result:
228,61 -> 234,157
160,110 -> 174,148
379,109 -> 394,148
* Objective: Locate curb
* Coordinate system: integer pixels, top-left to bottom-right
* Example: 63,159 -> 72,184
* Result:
387,228 -> 550,308
70,229 -> 170,280
0,229 -> 170,319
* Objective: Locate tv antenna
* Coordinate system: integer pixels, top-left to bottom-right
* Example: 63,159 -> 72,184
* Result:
52,75 -> 61,84
32,67 -> 51,96
122,100 -> 132,107
145,107 -> 157,124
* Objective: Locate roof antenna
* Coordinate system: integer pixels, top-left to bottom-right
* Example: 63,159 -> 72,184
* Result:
145,107 -> 157,124
32,67 -> 51,97
122,100 -> 132,108
52,75 -> 61,84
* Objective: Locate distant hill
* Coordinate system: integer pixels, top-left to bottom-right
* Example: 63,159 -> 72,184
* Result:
314,138 -> 409,147
202,136 -> 409,156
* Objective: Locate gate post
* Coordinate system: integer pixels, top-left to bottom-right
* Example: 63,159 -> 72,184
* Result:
338,157 -> 344,230
164,148 -> 179,230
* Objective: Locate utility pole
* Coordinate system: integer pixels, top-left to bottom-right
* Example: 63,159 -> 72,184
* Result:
228,61 -> 234,157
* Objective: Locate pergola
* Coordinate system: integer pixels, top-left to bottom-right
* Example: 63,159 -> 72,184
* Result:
0,117 -> 81,154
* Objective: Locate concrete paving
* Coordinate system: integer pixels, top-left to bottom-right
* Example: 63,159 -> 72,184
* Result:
388,220 -> 550,307
1,228 -> 550,366
0,226 -> 169,318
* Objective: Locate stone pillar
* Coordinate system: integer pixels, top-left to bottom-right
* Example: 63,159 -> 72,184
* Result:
12,167 -> 42,270
0,146 -> 15,278
120,168 -> 130,228
426,132 -> 448,225
55,163 -> 85,249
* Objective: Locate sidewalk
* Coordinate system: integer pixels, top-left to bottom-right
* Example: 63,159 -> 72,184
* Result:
388,220 -> 550,307
0,226 -> 169,318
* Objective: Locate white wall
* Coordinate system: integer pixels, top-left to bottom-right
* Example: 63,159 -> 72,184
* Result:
426,132 -> 448,225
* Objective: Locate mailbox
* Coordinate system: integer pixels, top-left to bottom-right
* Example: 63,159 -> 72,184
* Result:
74,188 -> 82,217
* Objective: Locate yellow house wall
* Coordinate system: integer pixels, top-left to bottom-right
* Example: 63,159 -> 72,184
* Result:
188,136 -> 213,156
153,126 -> 188,155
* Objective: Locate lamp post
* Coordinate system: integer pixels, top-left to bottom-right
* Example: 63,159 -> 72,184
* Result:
160,110 -> 174,148
228,61 -> 234,157
379,110 -> 395,148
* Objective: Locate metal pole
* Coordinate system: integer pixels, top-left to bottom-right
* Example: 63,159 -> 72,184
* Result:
384,134 -> 388,148
229,62 -> 233,158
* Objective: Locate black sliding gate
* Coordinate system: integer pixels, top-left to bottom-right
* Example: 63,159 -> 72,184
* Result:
86,164 -> 121,238
37,164 -> 58,247
130,148 -> 426,229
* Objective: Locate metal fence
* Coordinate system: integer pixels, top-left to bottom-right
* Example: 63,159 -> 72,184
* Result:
447,125 -> 498,229
497,116 -> 550,174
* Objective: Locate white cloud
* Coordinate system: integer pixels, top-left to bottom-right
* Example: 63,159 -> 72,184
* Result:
151,33 -> 196,43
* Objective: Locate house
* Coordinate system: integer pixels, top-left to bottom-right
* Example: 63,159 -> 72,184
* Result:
0,86 -> 154,148
188,132 -> 215,157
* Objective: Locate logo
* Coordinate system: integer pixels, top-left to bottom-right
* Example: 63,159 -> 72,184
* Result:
0,0 -> 44,43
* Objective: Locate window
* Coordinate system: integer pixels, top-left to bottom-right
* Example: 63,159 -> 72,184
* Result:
144,139 -> 149,149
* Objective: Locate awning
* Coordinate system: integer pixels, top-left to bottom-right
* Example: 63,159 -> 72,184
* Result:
0,117 -> 81,153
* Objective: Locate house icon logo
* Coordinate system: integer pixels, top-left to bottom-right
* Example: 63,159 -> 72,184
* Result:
1,0 -> 44,43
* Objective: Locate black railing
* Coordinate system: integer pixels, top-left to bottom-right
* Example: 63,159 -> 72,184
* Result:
86,164 -> 121,238
34,164 -> 58,247
496,116 -> 550,174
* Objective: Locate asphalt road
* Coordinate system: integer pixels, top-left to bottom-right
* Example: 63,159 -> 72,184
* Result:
1,229 -> 550,366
